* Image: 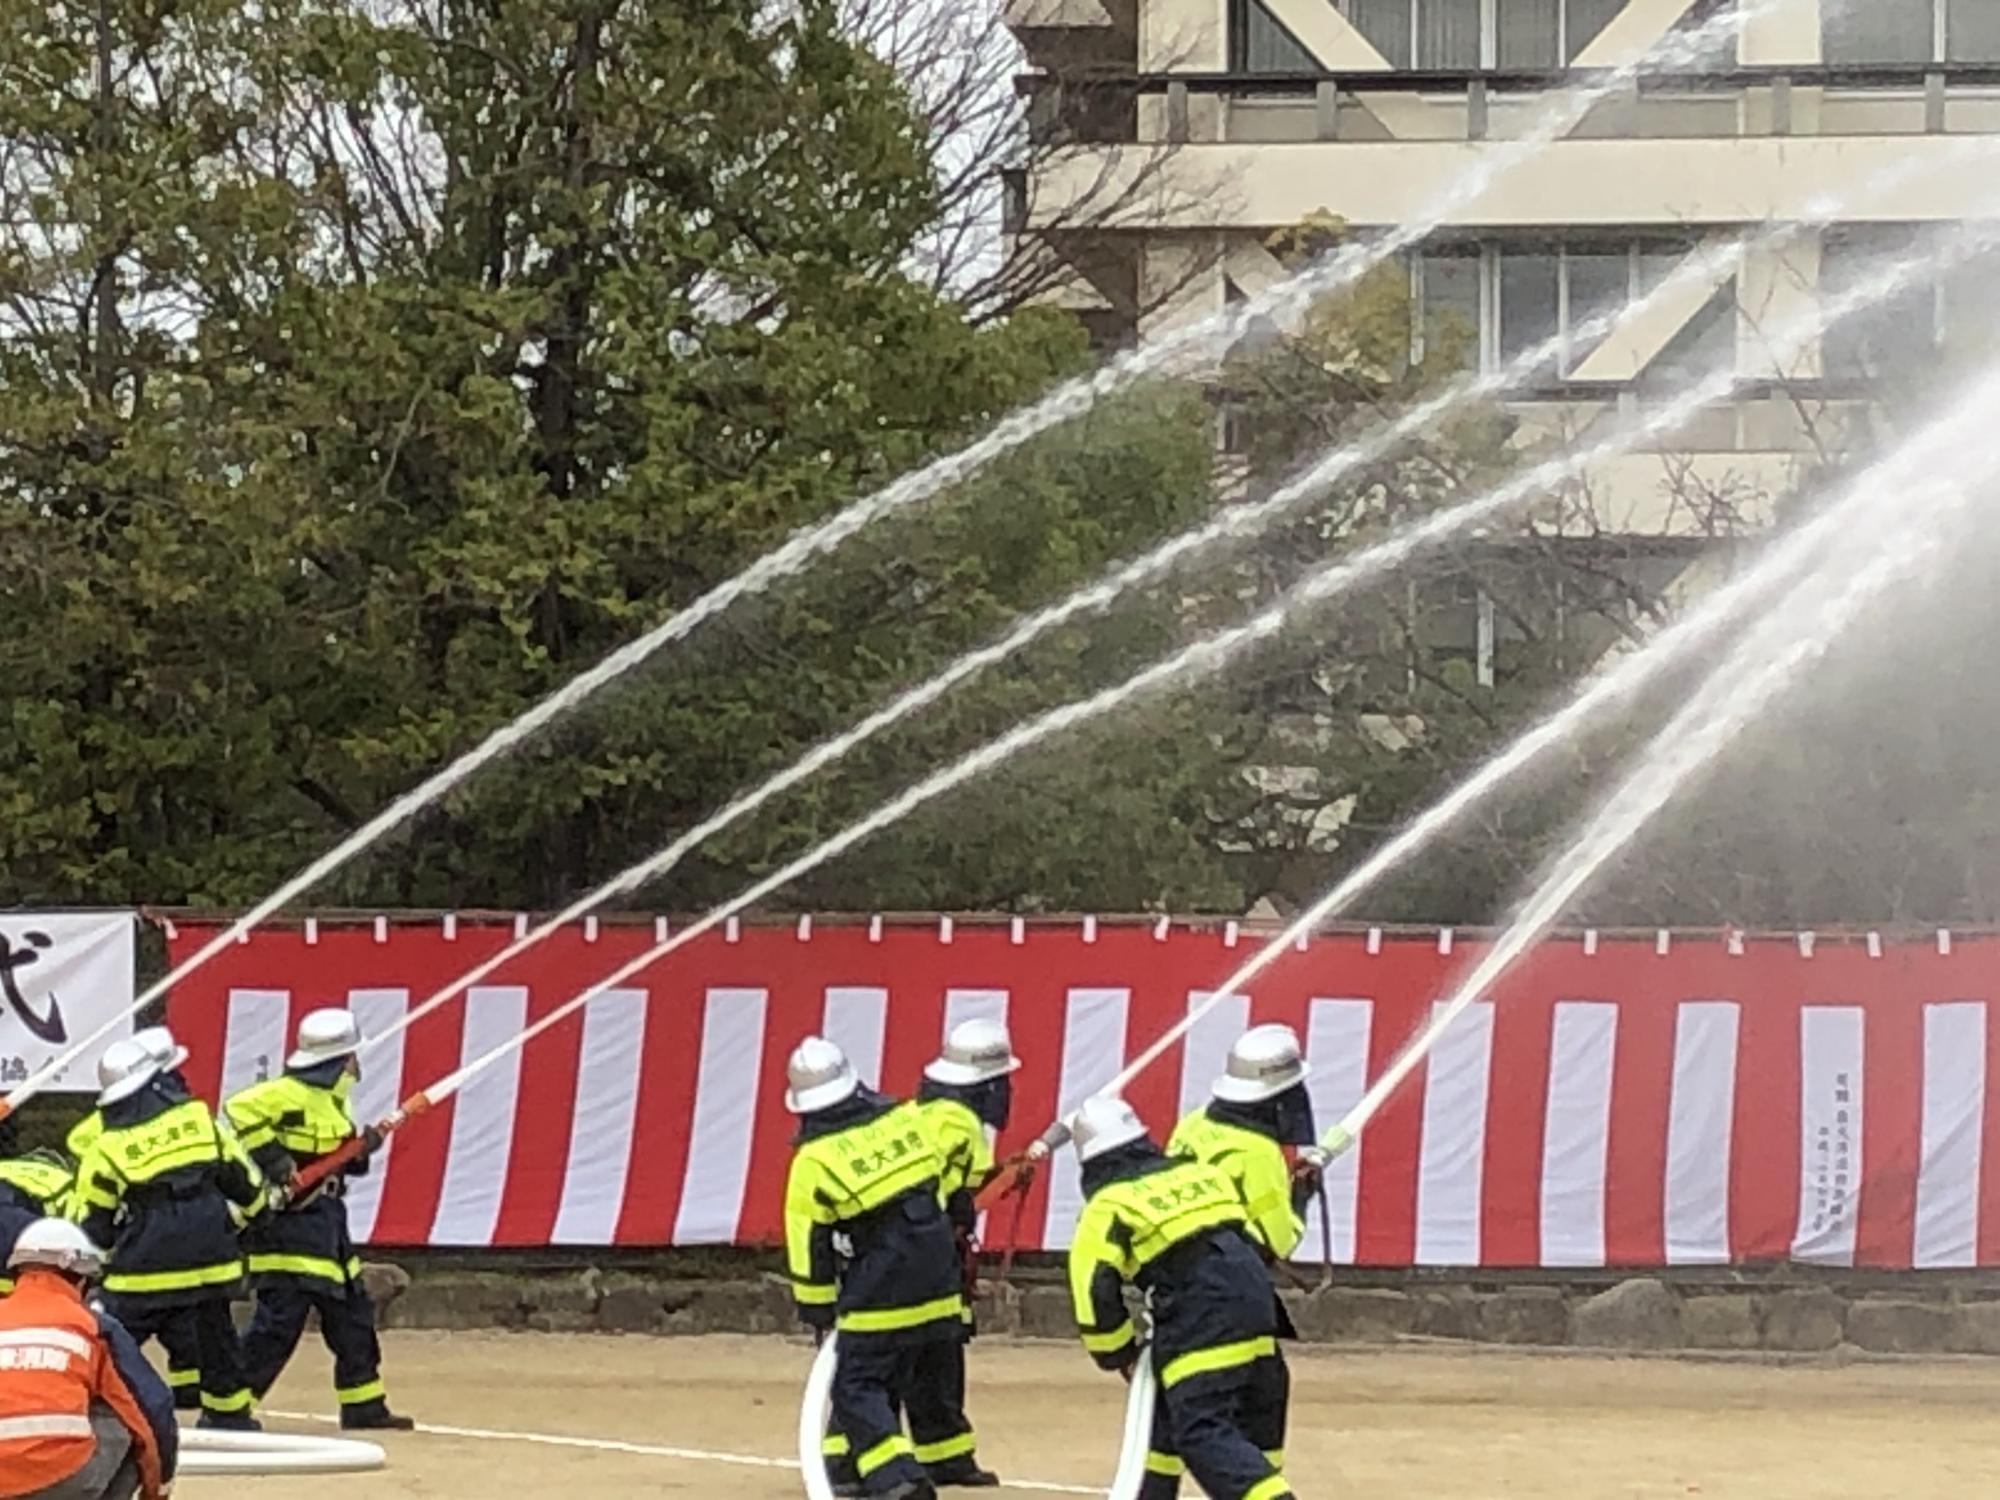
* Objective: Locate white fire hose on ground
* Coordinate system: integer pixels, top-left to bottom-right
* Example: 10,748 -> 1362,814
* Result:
178,1427 -> 388,1475
800,1335 -> 841,1500
799,1333 -> 1156,1500
1107,1347 -> 1158,1500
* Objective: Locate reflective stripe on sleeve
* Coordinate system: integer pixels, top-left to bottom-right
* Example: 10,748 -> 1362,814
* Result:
793,1281 -> 838,1307
1145,1452 -> 1187,1477
1080,1321 -> 1135,1354
0,1414 -> 94,1440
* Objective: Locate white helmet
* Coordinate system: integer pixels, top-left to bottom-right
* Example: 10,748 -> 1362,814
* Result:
97,1037 -> 164,1106
1069,1095 -> 1149,1164
7,1218 -> 105,1278
785,1036 -> 860,1114
134,1024 -> 190,1076
1212,1024 -> 1308,1104
924,1018 -> 1022,1087
289,1009 -> 362,1070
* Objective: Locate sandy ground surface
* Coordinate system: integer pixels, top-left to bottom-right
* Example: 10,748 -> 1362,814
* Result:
191,1329 -> 2000,1498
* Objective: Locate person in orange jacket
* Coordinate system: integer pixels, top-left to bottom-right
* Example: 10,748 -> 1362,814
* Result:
0,1218 -> 176,1500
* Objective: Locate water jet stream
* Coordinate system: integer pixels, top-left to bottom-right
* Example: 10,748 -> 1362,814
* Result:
1326,365 -> 2000,1156
350,185 -> 1915,1064
1,0 -> 1766,1121
281,211 -> 2000,1190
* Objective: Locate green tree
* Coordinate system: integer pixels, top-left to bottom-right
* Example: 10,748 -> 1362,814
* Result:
0,0 -> 1239,914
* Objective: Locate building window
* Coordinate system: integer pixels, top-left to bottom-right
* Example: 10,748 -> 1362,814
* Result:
1419,241 -> 1715,380
1233,0 -> 1318,71
1417,247 -> 1482,369
1823,0 -> 1998,65
1347,0 -> 1415,67
1823,0 -> 1931,64
1565,0 -> 1622,59
1336,0 -> 1685,70
1564,246 -> 1631,369
1643,290 -> 1735,387
1497,0 -> 1560,68
1821,227 -> 1940,378
1948,0 -> 2000,61
1417,0 -> 1482,68
1498,249 -> 1561,373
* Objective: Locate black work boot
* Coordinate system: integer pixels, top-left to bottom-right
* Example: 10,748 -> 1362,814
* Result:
876,1481 -> 938,1500
342,1399 -> 417,1431
196,1410 -> 261,1433
927,1457 -> 1001,1488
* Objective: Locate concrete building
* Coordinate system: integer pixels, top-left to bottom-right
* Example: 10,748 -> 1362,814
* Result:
1004,0 -> 2000,547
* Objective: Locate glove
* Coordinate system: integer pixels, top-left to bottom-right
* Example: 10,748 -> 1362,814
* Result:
956,1230 -> 979,1299
359,1125 -> 387,1159
1289,1156 -> 1324,1214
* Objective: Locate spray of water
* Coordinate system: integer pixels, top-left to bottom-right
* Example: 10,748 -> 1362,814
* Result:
348,200 -> 1834,1062
1094,498 -> 1852,1113
349,129 -> 2000,1063
358,220 -> 1996,1117
6,0 -> 1759,1113
1329,360 -> 2000,1149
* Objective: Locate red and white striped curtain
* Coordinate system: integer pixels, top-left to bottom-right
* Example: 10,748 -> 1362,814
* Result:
163,917 -> 2000,1268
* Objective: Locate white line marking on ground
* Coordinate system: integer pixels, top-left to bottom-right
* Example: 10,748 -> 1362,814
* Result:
268,1411 -> 1100,1495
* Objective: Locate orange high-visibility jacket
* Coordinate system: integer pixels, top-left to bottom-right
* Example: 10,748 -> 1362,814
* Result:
0,1269 -> 165,1500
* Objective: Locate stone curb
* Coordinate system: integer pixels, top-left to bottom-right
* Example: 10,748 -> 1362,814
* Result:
362,1264 -> 2000,1356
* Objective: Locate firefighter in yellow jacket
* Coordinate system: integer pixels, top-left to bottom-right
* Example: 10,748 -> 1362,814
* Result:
70,1035 -> 267,1430
1168,1024 -> 1320,1264
1148,1024 -> 1319,1500
224,1008 -> 413,1431
1066,1094 -> 1295,1500
785,1036 -> 963,1500
63,1026 -> 205,1409
0,1147 -> 71,1294
906,1018 -> 1020,1489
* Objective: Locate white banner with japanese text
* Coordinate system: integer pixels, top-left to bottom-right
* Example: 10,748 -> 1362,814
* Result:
0,912 -> 136,1091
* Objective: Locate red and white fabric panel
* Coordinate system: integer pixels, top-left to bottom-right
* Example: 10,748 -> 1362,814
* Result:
162,918 -> 2000,1268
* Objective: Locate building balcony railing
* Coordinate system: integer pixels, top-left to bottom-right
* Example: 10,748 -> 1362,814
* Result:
1019,61 -> 2000,146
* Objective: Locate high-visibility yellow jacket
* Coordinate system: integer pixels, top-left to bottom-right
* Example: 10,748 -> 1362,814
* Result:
64,1112 -> 103,1164
784,1094 -> 962,1341
0,1158 -> 74,1216
71,1090 -> 264,1305
224,1068 -> 368,1294
1167,1107 -> 1305,1261
912,1092 -> 992,1235
1067,1144 -> 1276,1386
0,1159 -> 77,1291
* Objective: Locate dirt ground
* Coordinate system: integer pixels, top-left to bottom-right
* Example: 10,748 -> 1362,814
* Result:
214,1330 -> 2000,1498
